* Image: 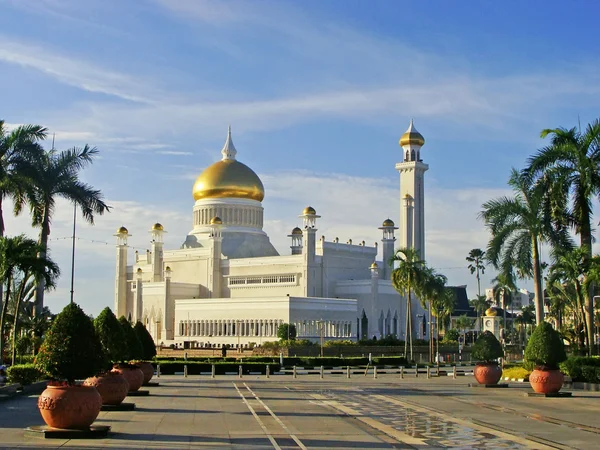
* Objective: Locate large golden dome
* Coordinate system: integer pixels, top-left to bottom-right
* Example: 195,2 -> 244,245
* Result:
192,127 -> 265,202
399,119 -> 425,147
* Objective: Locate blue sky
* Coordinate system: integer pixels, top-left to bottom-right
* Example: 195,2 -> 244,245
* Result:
2,0 -> 600,317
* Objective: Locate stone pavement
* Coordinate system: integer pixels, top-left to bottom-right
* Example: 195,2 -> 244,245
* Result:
0,374 -> 599,449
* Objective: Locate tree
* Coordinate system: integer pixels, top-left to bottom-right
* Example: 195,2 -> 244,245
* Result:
94,307 -> 128,364
455,315 -> 474,338
470,294 -> 491,331
34,303 -> 105,384
466,248 -> 486,298
492,270 -> 517,341
119,316 -> 142,361
277,323 -> 296,341
526,119 -> 600,355
391,247 -> 426,361
420,267 -> 448,362
0,235 -> 59,364
524,322 -> 567,369
480,168 -> 563,325
134,321 -> 157,360
17,145 -> 110,315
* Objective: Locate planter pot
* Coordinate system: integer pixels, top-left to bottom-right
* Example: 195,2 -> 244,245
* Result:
112,366 -> 144,392
529,369 -> 564,394
138,362 -> 154,385
474,364 -> 502,385
37,384 -> 102,430
83,372 -> 129,405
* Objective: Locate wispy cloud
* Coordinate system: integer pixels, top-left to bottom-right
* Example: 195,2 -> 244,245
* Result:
156,151 -> 193,156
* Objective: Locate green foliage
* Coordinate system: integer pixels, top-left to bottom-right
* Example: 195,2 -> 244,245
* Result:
94,307 -> 127,364
471,331 -> 503,363
444,329 -> 460,342
34,303 -> 105,383
559,356 -> 600,381
134,321 -> 157,360
118,316 -> 143,361
7,364 -> 45,385
524,322 -> 567,369
277,323 -> 296,340
323,340 -> 356,347
502,366 -> 531,380
359,335 -> 405,346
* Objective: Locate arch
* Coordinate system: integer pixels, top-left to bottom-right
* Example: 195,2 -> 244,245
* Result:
385,310 -> 391,337
393,312 -> 398,336
378,311 -> 384,337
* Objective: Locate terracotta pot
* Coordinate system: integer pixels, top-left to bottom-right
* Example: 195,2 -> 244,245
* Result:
38,384 -> 102,430
474,363 -> 503,385
83,372 -> 129,405
529,369 -> 564,394
112,366 -> 144,392
138,362 -> 155,385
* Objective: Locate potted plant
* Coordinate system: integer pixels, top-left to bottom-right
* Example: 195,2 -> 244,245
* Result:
471,331 -> 504,385
524,322 -> 567,394
34,303 -> 105,430
83,307 -> 129,406
111,317 -> 144,392
133,321 -> 157,385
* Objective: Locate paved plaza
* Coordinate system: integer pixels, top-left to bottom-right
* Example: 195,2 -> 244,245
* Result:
1,374 -> 599,449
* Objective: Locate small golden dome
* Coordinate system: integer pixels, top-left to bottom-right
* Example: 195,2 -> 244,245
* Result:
370,262 -> 379,269
485,307 -> 498,317
117,226 -> 128,234
165,266 -> 172,271
152,223 -> 164,231
291,227 -> 302,235
399,119 -> 425,147
136,268 -> 142,273
210,216 -> 223,225
303,206 -> 316,215
382,218 -> 395,227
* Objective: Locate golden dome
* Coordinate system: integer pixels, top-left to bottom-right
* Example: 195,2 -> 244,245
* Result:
485,307 -> 498,317
382,218 -> 395,227
303,206 -> 316,215
291,227 -> 302,235
370,262 -> 379,269
399,119 -> 425,147
117,226 -> 128,234
210,216 -> 223,225
152,223 -> 164,231
193,159 -> 264,202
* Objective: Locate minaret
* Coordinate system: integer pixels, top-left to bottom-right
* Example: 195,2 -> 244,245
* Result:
370,262 -> 380,338
300,206 -> 320,297
288,227 -> 303,255
114,226 -> 130,319
208,216 -> 223,298
150,223 -> 165,282
378,219 -> 398,280
221,125 -> 237,160
395,120 -> 428,259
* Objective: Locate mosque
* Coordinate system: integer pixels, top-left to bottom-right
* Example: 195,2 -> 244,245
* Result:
114,121 -> 430,348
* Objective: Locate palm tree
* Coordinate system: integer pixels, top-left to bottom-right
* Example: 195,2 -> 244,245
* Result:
492,270 -> 517,342
466,248 -> 486,298
480,168 -> 566,325
432,287 -> 455,362
391,247 -> 426,361
420,267 -> 448,362
470,294 -> 491,331
0,235 -> 59,364
17,145 -> 109,314
526,119 -> 600,355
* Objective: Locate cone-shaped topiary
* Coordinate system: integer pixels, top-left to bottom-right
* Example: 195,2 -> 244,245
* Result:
94,307 -> 128,364
35,303 -> 105,384
524,322 -> 567,370
133,321 -> 157,360
471,331 -> 504,364
119,316 -> 143,361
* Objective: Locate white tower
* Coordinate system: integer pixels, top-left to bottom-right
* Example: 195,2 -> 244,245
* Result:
150,223 -> 165,282
395,120 -> 428,259
114,226 -> 130,318
300,206 -> 321,297
378,218 -> 398,280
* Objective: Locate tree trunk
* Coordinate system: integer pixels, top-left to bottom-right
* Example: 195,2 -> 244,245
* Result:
531,235 -> 544,325
34,207 -> 50,316
11,274 -> 29,365
0,280 -> 12,365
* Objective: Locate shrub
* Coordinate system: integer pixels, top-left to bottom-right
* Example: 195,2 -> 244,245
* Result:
7,364 -> 45,386
371,356 -> 409,366
35,303 -> 105,384
559,356 -> 600,381
502,366 -> 531,380
524,322 -> 567,370
277,323 -> 296,340
444,329 -> 460,342
471,331 -> 503,363
134,321 -> 157,360
324,340 -> 356,347
94,307 -> 127,364
119,316 -> 143,361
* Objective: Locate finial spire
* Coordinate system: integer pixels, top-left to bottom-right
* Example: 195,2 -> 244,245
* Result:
221,125 -> 237,160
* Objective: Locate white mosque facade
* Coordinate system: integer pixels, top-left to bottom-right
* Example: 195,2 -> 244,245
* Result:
114,122 -> 430,348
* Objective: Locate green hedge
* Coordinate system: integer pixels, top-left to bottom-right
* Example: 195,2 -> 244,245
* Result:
7,364 -> 45,386
155,361 -> 280,375
560,356 -> 600,382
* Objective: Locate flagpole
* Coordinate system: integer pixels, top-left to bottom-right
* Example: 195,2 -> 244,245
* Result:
70,204 -> 76,304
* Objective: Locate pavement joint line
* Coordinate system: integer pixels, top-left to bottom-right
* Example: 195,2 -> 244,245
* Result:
232,382 -> 281,450
243,383 -> 307,450
373,394 -> 552,449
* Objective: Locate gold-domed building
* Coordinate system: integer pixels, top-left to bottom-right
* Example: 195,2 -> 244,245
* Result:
115,123 -> 431,349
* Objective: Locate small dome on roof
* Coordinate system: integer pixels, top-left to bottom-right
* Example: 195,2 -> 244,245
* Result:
152,223 -> 164,231
303,206 -> 316,215
291,227 -> 302,235
382,218 -> 395,227
370,262 -> 379,269
485,307 -> 499,317
210,216 -> 223,225
117,226 -> 128,234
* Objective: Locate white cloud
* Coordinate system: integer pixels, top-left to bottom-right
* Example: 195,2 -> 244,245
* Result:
156,151 -> 193,156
